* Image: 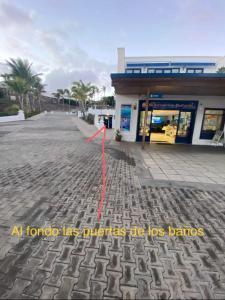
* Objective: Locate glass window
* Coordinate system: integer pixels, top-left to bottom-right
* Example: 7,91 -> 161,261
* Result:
125,68 -> 141,73
125,69 -> 133,73
164,69 -> 172,73
172,68 -> 180,73
177,112 -> 191,137
155,69 -> 163,73
147,68 -> 155,73
195,69 -> 204,73
133,69 -> 141,73
186,69 -> 195,73
200,109 -> 224,139
186,68 -> 204,73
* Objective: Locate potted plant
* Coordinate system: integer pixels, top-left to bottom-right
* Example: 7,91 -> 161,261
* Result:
115,129 -> 122,142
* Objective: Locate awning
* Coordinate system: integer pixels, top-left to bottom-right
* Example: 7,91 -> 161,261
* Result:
111,73 -> 225,96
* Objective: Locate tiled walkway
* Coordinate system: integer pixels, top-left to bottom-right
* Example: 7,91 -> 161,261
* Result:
141,144 -> 225,185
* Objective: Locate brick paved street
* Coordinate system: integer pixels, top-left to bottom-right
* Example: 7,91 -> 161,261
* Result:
0,113 -> 225,299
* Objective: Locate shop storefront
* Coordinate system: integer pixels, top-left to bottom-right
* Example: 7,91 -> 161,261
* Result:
136,100 -> 198,144
111,48 -> 225,145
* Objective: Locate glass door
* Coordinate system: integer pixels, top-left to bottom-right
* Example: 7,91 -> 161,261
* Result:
176,111 -> 195,143
136,110 -> 152,142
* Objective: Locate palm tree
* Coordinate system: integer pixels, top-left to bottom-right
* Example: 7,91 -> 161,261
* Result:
217,67 -> 225,73
3,76 -> 28,110
2,58 -> 42,112
71,80 -> 98,114
52,88 -> 70,110
33,77 -> 46,111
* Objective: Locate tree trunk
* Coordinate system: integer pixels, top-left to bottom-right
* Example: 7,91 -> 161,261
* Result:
31,94 -> 35,111
38,95 -> 42,112
27,94 -> 31,112
19,95 -> 24,111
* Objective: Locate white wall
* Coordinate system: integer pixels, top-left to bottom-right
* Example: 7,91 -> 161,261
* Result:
117,48 -> 125,73
115,94 -> 225,145
0,110 -> 25,123
117,48 -> 225,73
87,108 -> 115,129
125,56 -> 225,73
115,95 -> 138,141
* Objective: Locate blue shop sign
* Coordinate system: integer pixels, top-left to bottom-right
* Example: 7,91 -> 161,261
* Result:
141,100 -> 198,111
149,93 -> 163,98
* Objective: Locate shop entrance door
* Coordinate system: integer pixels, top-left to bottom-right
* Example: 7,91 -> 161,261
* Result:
150,110 -> 179,144
175,111 -> 195,143
136,110 -> 152,142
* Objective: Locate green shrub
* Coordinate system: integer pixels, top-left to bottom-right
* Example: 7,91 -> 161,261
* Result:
0,112 -> 10,117
5,104 -> 20,115
25,111 -> 40,119
86,113 -> 95,125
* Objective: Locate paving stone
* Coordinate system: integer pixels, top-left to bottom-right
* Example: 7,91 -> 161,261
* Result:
136,276 -> 153,299
104,271 -> 122,298
107,251 -> 122,272
81,248 -> 98,268
90,280 -> 106,299
2,278 -> 30,299
121,286 -> 138,300
64,255 -> 84,278
39,251 -> 59,271
134,255 -> 150,275
71,291 -> 89,299
32,241 -> 50,259
40,285 -> 59,299
73,267 -> 94,293
17,257 -> 43,281
121,262 -> 137,286
92,258 -> 108,282
46,263 -> 67,287
166,279 -> 183,299
150,267 -> 169,290
24,270 -> 49,297
56,245 -> 73,264
54,276 -> 77,299
121,244 -> 135,263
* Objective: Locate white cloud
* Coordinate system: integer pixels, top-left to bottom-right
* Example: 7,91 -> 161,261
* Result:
0,2 -> 115,94
0,1 -> 33,28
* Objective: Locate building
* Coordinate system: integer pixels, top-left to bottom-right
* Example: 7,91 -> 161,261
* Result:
87,107 -> 115,129
111,48 -> 225,145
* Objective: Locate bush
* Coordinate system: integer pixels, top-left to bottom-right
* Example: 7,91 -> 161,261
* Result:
85,113 -> 95,125
0,89 -> 5,98
25,111 -> 40,119
5,104 -> 20,115
0,112 -> 10,117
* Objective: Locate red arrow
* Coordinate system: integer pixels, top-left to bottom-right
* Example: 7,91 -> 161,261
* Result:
85,125 -> 106,221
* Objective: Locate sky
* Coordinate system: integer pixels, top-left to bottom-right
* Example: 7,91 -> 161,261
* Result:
0,0 -> 225,95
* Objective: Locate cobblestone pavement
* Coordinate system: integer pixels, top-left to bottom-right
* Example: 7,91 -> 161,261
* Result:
0,113 -> 225,299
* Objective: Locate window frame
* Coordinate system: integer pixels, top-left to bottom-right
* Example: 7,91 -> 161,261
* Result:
125,68 -> 142,74
200,108 -> 225,140
147,68 -> 180,74
186,68 -> 204,74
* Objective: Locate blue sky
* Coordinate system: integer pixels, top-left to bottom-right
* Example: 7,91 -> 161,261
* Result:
0,0 -> 225,93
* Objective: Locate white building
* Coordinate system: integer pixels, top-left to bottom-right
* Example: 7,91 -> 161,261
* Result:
87,107 -> 115,129
111,48 -> 225,145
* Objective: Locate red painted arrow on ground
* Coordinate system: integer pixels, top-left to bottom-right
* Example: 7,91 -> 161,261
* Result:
85,125 -> 106,222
